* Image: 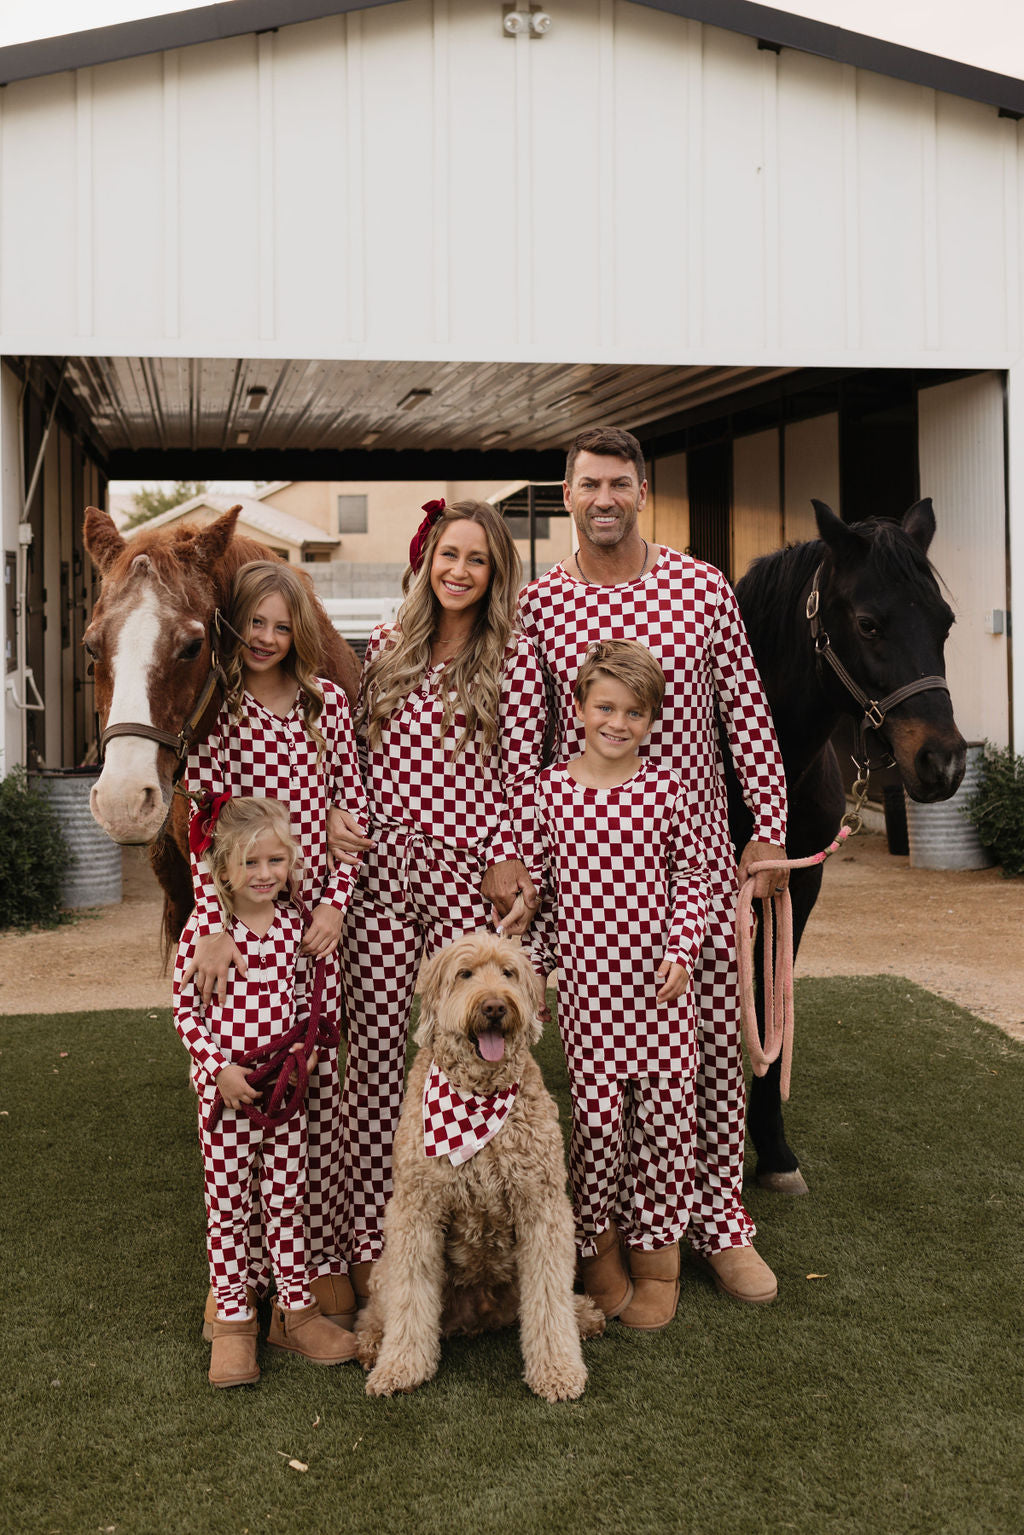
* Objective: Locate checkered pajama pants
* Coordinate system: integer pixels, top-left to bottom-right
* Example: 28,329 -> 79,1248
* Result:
570,1071 -> 697,1256
688,898 -> 756,1257
337,828 -> 492,1263
198,1086 -> 314,1319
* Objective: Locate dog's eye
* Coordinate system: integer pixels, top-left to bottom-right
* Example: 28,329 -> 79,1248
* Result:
501,967 -> 515,978
457,968 -> 473,980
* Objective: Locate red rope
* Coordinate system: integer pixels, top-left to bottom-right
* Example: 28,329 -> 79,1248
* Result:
736,826 -> 852,1103
204,902 -> 339,1134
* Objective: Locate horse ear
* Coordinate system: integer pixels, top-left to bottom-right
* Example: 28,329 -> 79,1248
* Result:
192,506 -> 242,568
812,499 -> 860,560
901,498 -> 935,554
83,506 -> 126,574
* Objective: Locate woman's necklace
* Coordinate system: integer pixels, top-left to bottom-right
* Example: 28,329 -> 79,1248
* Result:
575,538 -> 649,585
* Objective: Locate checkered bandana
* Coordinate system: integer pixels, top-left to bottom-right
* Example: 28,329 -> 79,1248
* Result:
422,1060 -> 519,1166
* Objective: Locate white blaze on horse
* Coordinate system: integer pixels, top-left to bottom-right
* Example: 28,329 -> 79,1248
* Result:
83,504 -> 361,944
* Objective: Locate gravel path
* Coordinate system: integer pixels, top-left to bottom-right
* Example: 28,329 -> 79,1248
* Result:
2,834 -> 1022,1043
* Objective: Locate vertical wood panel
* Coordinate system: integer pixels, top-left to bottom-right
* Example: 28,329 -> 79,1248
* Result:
733,428 -> 782,579
650,451 -> 689,553
784,413 -> 838,543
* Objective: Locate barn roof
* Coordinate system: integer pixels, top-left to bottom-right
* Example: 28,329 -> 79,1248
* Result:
2,0 -> 1023,115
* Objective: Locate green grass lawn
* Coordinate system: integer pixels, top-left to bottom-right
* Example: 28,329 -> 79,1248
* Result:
2,978 -> 1022,1535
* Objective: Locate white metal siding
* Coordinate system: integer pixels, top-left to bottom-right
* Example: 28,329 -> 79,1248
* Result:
918,372 -> 1010,748
1,3 -> 1023,364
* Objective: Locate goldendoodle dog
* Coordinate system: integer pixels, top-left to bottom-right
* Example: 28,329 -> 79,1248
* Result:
356,932 -> 604,1402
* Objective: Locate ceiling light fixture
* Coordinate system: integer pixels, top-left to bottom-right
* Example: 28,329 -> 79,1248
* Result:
481,430 -> 511,447
397,388 -> 432,411
245,385 -> 269,412
360,431 -> 381,446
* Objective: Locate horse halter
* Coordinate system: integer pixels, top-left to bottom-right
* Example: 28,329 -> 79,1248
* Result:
99,609 -> 231,783
805,562 -> 950,771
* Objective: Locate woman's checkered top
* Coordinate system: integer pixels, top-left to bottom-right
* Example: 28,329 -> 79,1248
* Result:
356,625 -> 546,862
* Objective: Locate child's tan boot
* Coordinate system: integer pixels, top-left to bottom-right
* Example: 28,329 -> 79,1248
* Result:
203,1285 -> 257,1342
619,1241 -> 680,1331
208,1312 -> 260,1388
310,1273 -> 357,1330
267,1300 -> 359,1364
579,1225 -> 633,1319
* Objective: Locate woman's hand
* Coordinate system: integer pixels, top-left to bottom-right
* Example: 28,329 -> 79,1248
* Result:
655,959 -> 690,1003
482,859 -> 539,936
300,902 -> 344,956
215,1062 -> 261,1110
182,931 -> 246,1006
326,807 -> 373,869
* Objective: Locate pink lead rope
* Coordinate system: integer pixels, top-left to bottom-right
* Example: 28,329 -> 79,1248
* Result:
735,826 -> 852,1103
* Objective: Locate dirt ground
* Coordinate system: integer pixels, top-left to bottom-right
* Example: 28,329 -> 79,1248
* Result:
2,833 -> 1022,1043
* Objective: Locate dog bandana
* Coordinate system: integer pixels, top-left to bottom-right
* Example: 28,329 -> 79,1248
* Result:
422,1060 -> 519,1166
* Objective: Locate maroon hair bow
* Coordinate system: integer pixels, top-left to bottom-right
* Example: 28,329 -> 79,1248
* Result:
409,498 -> 446,574
188,791 -> 233,858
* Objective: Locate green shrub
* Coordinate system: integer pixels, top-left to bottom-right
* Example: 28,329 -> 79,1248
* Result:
0,766 -> 70,927
965,741 -> 1024,878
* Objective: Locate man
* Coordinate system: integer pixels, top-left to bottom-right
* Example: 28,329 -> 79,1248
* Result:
513,425 -> 788,1305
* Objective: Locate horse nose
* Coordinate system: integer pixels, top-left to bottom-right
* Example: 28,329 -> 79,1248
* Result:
90,772 -> 166,842
481,997 -> 507,1023
914,740 -> 967,799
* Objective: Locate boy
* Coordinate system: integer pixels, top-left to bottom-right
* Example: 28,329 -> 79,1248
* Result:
513,640 -> 708,1330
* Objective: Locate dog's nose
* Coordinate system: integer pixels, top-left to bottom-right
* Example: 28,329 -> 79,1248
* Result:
481,998 -> 507,1023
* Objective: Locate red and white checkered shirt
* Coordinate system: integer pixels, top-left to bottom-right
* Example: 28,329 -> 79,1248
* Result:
184,680 -> 368,937
421,1060 -> 519,1165
357,626 -> 546,863
514,760 -> 708,1078
173,904 -> 311,1087
518,550 -> 787,878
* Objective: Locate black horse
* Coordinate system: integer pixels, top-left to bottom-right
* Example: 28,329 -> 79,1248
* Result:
728,498 -> 967,1192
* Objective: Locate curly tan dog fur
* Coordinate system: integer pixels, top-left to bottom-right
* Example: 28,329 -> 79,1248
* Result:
355,933 -> 604,1402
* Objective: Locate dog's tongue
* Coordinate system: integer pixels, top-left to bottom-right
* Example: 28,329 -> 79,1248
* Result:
477,1030 -> 505,1062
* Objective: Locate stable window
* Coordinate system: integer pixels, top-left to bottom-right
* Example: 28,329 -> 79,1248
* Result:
337,494 -> 368,535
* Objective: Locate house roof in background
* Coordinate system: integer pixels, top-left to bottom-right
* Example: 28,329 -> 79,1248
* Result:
123,490 -> 341,547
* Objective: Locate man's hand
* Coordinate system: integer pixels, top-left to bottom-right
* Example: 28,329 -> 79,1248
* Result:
481,860 -> 539,937
326,807 -> 373,869
300,902 -> 344,957
737,840 -> 789,900
656,959 -> 690,1003
183,931 -> 246,1006
215,1062 -> 261,1110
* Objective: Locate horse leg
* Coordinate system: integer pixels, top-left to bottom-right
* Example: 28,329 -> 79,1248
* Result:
149,819 -> 195,968
747,862 -> 822,1194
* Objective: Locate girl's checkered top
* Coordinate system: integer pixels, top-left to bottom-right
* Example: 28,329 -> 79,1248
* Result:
518,549 -> 787,874
357,626 -> 546,860
515,761 -> 709,1079
185,679 -> 368,937
174,904 -> 310,1085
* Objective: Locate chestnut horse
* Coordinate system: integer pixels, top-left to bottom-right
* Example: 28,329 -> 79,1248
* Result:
83,505 -> 361,952
729,498 -> 966,1192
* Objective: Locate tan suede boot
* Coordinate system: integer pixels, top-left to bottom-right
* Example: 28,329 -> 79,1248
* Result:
310,1273 -> 357,1330
579,1225 -> 633,1319
619,1242 -> 680,1331
203,1285 -> 258,1343
208,1312 -> 260,1388
266,1300 -> 359,1364
349,1260 -> 376,1311
705,1244 -> 778,1304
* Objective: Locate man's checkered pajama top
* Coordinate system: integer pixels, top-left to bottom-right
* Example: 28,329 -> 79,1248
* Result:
338,625 -> 547,1263
174,906 -> 316,1316
518,550 -> 787,1256
516,761 -> 708,1078
183,680 -> 368,1285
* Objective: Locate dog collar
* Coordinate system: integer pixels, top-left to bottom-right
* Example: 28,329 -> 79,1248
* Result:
422,1060 -> 519,1166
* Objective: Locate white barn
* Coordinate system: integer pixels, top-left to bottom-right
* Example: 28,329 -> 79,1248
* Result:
0,0 -> 1019,775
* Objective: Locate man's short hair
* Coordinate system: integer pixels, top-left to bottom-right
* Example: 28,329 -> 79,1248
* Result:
574,639 -> 665,722
565,427 -> 646,486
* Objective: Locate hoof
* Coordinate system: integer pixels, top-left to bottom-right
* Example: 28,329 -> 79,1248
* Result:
757,1168 -> 809,1196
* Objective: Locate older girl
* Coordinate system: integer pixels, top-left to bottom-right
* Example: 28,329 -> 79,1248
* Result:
336,499 -> 546,1297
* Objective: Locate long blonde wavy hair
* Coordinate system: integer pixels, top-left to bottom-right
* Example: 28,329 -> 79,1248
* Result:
223,561 -> 326,757
357,501 -> 522,760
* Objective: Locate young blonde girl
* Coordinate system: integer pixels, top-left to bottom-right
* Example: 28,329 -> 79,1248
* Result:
173,796 -> 357,1386
335,499 -> 547,1299
182,559 -> 368,1330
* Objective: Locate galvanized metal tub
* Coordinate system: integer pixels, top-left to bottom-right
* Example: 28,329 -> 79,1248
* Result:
30,769 -> 123,909
904,744 -> 996,871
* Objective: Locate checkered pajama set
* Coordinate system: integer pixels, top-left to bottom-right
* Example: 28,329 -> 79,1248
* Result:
337,625 -> 547,1264
514,760 -> 709,1256
173,906 -> 315,1320
518,550 -> 788,1259
183,681 -> 368,1293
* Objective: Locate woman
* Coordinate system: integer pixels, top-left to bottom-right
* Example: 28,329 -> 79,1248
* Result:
336,499 -> 546,1297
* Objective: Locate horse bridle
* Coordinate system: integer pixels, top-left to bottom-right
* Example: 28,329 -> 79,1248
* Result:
99,609 -> 233,784
805,562 -> 950,773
